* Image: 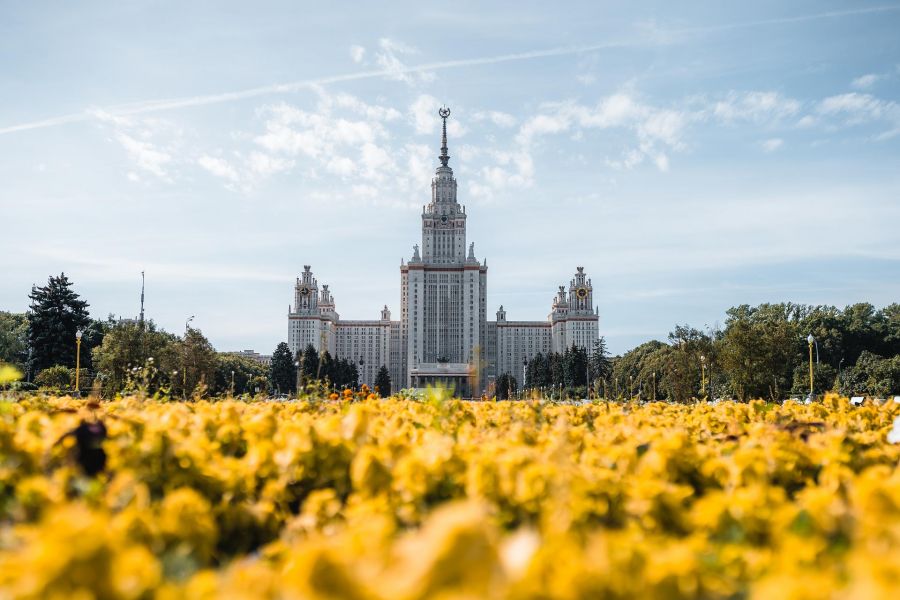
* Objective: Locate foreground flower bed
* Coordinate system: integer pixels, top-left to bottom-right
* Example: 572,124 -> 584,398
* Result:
1,394 -> 899,599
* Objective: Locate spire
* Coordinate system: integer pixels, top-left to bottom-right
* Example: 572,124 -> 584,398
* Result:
438,106 -> 450,167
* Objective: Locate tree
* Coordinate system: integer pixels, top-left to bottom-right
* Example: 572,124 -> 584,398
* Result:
375,365 -> 391,397
613,340 -> 667,398
27,273 -> 91,374
91,320 -> 178,396
0,311 -> 28,370
719,304 -> 798,401
214,354 -> 269,396
564,344 -> 588,388
269,342 -> 296,394
319,351 -> 334,385
589,337 -> 612,384
299,344 -> 319,385
173,327 -> 217,398
496,373 -> 518,400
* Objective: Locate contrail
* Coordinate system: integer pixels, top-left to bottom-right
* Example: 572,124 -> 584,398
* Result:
1,4 -> 897,136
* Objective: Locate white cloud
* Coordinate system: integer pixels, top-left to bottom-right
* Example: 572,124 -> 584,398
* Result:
248,151 -> 293,177
761,138 -> 784,152
349,45 -> 366,64
851,73 -> 880,90
410,94 -> 439,134
473,110 -> 517,128
653,153 -> 670,172
197,154 -> 240,182
115,132 -> 172,179
374,38 -> 435,85
710,91 -> 801,123
818,92 -> 884,120
326,155 -> 356,176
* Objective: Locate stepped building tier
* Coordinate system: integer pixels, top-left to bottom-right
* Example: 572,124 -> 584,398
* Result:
288,107 -> 599,395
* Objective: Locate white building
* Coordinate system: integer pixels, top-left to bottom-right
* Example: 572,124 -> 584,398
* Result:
287,108 -> 599,394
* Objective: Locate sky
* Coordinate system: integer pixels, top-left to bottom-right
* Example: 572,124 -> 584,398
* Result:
1,1 -> 899,355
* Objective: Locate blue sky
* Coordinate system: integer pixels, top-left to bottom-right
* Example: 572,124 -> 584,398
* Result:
1,1 -> 899,355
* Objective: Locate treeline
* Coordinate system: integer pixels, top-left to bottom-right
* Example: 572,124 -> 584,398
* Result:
268,343 -> 392,397
3,275 -> 898,401
0,274 -> 266,396
494,341 -> 613,399
0,274 -> 393,398
609,303 -> 900,401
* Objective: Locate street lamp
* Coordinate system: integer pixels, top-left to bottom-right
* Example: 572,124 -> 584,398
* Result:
182,316 -> 194,399
651,371 -> 656,401
522,358 -> 528,397
700,355 -> 707,398
294,360 -> 301,396
75,329 -> 83,395
807,334 -> 815,399
629,375 -> 633,399
230,370 -> 235,396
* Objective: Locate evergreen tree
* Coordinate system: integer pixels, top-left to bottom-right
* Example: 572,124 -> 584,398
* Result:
549,352 -> 564,388
375,365 -> 391,397
348,362 -> 359,389
320,350 -> 334,384
589,337 -> 613,382
269,342 -> 296,394
27,273 -> 91,373
496,373 -> 518,399
300,344 -> 319,384
565,344 -> 588,387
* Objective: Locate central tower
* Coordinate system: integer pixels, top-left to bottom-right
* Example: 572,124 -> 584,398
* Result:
400,107 -> 488,395
422,107 -> 467,264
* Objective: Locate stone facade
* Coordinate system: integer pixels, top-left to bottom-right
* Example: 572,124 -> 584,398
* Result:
287,108 -> 599,394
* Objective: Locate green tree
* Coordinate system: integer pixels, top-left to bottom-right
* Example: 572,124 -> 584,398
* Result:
214,354 -> 269,396
880,303 -> 900,357
174,327 -> 217,398
91,320 -> 178,396
319,351 -> 335,385
589,337 -> 612,386
496,373 -> 517,399
719,304 -> 799,401
27,273 -> 91,374
612,340 -> 667,399
375,365 -> 391,397
299,344 -> 319,385
564,344 -> 588,388
269,342 -> 296,394
842,351 -> 900,397
0,311 -> 28,370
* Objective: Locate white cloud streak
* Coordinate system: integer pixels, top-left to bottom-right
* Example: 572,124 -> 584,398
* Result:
4,3 -> 898,136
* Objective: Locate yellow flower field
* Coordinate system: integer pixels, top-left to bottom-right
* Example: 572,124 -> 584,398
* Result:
1,393 -> 899,599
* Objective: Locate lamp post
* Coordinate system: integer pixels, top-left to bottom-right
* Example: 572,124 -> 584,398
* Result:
651,371 -> 656,401
183,316 -> 194,399
629,375 -> 633,399
230,370 -> 235,396
75,329 -> 83,395
838,357 -> 845,392
522,358 -> 528,398
294,360 -> 301,396
807,334 -> 815,399
700,354 -> 707,398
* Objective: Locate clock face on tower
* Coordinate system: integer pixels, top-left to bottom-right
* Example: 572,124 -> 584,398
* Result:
576,287 -> 588,299
300,286 -> 311,297
440,215 -> 448,224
